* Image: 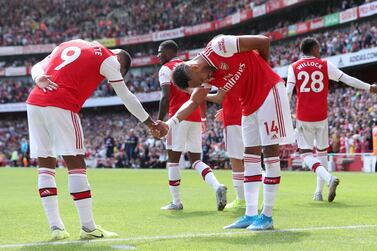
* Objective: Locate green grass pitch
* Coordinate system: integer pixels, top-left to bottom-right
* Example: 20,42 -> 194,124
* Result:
0,168 -> 377,251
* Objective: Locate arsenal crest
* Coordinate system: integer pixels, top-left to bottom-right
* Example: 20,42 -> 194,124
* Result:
220,62 -> 229,70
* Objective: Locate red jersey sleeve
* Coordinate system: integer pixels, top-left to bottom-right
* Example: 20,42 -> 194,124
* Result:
100,56 -> 124,84
200,35 -> 240,68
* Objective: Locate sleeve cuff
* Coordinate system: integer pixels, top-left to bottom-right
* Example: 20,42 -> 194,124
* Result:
166,117 -> 180,130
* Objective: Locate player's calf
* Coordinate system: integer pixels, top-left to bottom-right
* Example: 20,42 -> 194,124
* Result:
38,167 -> 66,235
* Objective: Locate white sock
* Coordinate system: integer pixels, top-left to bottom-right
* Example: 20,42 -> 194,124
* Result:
243,154 -> 262,217
316,151 -> 328,193
262,157 -> 281,217
167,162 -> 181,205
232,171 -> 244,200
38,168 -> 65,230
68,169 -> 96,231
192,160 -> 220,191
302,153 -> 331,184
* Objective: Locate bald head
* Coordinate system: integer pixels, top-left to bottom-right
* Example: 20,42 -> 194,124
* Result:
112,49 -> 132,77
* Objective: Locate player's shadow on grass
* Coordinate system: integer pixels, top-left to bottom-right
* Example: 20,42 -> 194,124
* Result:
20,243 -> 114,251
160,210 -> 218,219
160,208 -> 247,219
296,201 -> 373,208
198,230 -> 310,247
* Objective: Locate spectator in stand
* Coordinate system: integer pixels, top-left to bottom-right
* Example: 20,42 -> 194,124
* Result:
115,151 -> 127,168
104,130 -> 115,167
11,150 -> 18,167
124,129 -> 139,167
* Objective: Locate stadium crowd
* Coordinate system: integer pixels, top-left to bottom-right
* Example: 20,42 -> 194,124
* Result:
0,0 -> 375,167
1,87 -> 375,167
0,0 -> 368,46
0,0 -> 267,46
1,19 -> 376,104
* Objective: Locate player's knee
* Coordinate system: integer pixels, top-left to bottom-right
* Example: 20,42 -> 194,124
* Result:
63,155 -> 86,169
38,157 -> 57,168
244,146 -> 262,155
262,144 -> 279,158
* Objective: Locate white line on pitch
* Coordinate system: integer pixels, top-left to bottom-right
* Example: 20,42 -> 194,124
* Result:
1,224 -> 376,249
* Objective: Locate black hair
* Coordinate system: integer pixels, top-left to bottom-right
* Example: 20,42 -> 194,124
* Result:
300,37 -> 319,55
159,40 -> 178,53
172,63 -> 190,90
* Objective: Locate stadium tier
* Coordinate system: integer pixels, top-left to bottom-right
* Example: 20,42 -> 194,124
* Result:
0,0 -> 376,169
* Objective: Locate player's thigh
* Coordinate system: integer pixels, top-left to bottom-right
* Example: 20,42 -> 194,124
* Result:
165,126 -> 173,151
256,82 -> 295,147
242,113 -> 261,148
170,120 -> 190,152
185,121 -> 202,153
296,120 -> 316,150
224,125 -> 244,160
314,119 -> 329,150
27,104 -> 54,158
45,107 -> 85,156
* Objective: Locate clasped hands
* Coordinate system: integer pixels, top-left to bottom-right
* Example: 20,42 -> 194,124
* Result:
147,120 -> 169,139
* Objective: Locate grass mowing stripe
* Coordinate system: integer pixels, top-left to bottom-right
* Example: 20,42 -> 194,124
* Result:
1,224 -> 377,249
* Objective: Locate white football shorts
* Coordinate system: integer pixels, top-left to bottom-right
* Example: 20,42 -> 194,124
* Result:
242,82 -> 295,147
224,125 -> 244,159
166,120 -> 202,153
296,119 -> 329,150
27,104 -> 85,158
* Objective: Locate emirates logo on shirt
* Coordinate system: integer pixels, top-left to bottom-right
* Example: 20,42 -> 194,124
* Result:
222,73 -> 233,81
221,63 -> 246,92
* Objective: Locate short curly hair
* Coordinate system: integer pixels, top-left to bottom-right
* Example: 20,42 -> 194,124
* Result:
300,37 -> 319,55
172,63 -> 190,90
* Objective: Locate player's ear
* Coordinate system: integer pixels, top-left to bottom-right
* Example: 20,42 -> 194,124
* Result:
191,64 -> 200,72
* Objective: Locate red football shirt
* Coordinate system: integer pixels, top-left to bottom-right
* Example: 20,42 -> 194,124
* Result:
159,58 -> 201,122
27,39 -> 123,113
222,93 -> 242,127
200,35 -> 283,116
287,57 -> 343,122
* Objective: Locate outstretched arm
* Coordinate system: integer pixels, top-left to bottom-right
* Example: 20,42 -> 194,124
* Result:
205,89 -> 226,104
165,87 -> 210,130
327,61 -> 376,93
100,56 -> 164,137
339,74 -> 372,91
111,83 -> 150,122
